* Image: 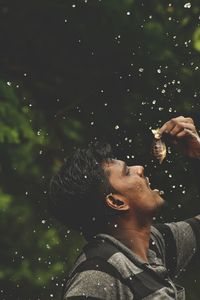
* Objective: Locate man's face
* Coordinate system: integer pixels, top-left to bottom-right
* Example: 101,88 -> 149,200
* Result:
104,159 -> 165,216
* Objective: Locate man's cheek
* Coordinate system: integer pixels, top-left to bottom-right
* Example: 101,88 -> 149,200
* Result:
134,182 -> 144,191
128,183 -> 144,192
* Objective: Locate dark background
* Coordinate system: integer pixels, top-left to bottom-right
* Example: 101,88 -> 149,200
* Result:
0,0 -> 200,299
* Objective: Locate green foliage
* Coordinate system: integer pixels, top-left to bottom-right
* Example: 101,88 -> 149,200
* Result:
0,190 -> 12,211
193,27 -> 200,51
0,83 -> 37,142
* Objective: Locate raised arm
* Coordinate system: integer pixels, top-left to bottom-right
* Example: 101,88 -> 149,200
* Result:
154,116 -> 200,277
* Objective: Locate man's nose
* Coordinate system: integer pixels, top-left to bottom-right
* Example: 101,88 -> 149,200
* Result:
131,165 -> 144,177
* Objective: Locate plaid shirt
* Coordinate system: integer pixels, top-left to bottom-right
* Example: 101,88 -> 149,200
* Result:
63,218 -> 200,299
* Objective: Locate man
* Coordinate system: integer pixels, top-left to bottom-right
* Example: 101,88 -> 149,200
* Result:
49,116 -> 200,299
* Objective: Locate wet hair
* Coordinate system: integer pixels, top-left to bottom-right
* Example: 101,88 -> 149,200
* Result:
49,142 -> 116,239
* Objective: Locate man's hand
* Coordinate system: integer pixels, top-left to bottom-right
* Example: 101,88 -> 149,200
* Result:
159,116 -> 200,159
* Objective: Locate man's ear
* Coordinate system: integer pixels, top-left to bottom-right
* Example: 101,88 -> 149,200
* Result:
105,194 -> 129,211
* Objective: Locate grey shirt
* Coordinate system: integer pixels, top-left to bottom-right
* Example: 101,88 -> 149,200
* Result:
63,219 -> 199,299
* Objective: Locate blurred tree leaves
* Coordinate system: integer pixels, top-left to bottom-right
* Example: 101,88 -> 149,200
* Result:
0,81 -> 85,299
0,190 -> 12,212
193,27 -> 200,52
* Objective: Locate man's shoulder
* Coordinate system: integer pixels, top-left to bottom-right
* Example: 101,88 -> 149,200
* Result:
71,234 -> 148,279
63,237 -> 135,299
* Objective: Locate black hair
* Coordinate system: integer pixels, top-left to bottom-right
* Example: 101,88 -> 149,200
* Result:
49,142 -> 116,239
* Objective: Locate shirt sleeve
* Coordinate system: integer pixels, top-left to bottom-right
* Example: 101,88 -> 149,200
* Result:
153,218 -> 200,279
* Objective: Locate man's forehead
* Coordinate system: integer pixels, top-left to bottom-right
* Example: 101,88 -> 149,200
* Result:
103,159 -> 124,174
103,159 -> 123,167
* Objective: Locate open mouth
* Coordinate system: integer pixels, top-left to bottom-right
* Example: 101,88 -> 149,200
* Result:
145,177 -> 164,196
145,177 -> 150,188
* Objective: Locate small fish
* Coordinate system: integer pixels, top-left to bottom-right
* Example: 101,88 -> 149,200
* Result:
151,128 -> 166,164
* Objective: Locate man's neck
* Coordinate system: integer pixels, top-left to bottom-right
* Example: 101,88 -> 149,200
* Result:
106,218 -> 152,263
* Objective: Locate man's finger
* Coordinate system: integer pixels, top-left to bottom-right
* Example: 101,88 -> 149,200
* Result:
159,122 -> 175,135
176,128 -> 196,138
159,116 -> 194,136
176,130 -> 188,138
169,124 -> 184,136
169,122 -> 196,136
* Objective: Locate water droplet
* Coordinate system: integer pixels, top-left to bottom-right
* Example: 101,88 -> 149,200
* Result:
184,2 -> 191,8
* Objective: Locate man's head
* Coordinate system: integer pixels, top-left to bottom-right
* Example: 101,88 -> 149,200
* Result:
49,142 -> 116,239
103,160 -> 165,223
49,142 -> 165,239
